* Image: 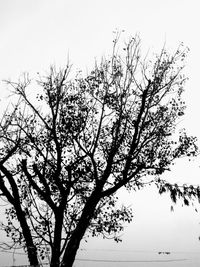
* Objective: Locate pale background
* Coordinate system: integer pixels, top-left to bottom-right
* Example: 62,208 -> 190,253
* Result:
0,0 -> 200,266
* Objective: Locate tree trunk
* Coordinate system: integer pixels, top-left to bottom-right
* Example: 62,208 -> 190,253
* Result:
50,211 -> 64,267
60,233 -> 83,267
15,206 -> 39,266
26,245 -> 38,267
61,192 -> 100,267
0,165 -> 39,266
51,246 -> 61,267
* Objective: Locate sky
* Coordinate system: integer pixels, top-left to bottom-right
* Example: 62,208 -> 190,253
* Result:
0,0 -> 200,266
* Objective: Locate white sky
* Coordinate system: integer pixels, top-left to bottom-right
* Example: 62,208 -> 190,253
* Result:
0,0 -> 200,266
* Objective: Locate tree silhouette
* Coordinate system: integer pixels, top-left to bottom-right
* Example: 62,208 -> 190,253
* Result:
0,34 -> 198,267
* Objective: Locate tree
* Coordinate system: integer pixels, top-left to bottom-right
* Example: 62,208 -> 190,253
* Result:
0,34 -> 199,267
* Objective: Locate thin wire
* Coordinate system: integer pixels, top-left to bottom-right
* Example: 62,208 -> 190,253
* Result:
1,248 -> 200,255
0,265 -> 47,267
0,259 -> 189,267
75,258 -> 188,263
80,248 -> 200,254
0,250 -> 26,255
0,248 -> 199,266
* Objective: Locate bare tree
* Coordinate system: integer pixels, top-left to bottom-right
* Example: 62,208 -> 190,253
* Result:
0,34 -> 198,267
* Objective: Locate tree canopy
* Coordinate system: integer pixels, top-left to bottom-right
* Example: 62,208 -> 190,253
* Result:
0,34 -> 198,267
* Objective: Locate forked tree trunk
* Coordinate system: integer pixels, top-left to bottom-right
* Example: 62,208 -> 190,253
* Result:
61,232 -> 84,267
61,193 -> 100,267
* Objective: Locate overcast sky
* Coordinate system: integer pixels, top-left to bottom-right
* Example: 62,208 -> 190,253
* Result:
0,0 -> 200,266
